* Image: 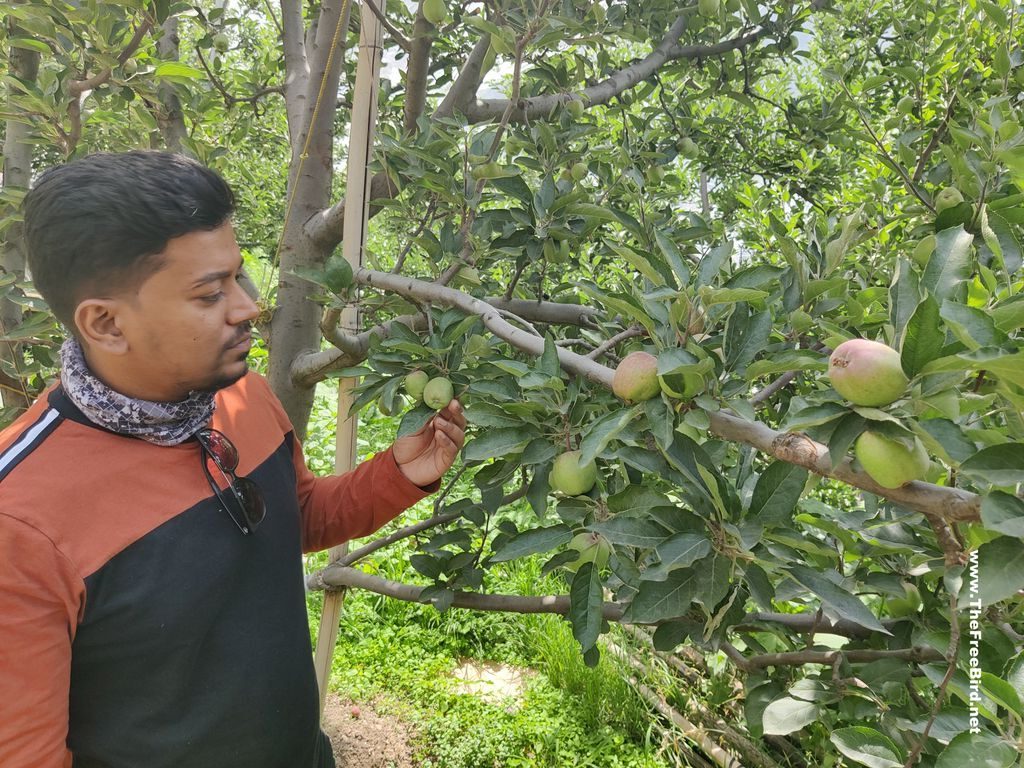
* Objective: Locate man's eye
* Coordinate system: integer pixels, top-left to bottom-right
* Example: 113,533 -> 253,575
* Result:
201,292 -> 224,303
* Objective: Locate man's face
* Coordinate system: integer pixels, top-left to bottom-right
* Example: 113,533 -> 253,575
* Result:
109,222 -> 260,402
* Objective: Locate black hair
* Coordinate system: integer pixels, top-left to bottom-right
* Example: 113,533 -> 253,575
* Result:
23,151 -> 236,333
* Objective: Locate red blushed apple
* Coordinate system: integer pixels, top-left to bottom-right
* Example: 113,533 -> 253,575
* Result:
828,339 -> 909,407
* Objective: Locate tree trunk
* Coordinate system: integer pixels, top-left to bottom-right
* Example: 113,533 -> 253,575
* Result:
0,26 -> 40,413
154,17 -> 189,153
271,0 -> 353,436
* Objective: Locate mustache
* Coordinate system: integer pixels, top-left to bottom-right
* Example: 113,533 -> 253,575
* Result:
226,326 -> 252,349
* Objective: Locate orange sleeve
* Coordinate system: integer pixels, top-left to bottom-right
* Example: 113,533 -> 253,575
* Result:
291,436 -> 438,553
0,514 -> 81,768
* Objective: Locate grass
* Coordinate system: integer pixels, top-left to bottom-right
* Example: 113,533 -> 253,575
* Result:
301,383 -> 670,767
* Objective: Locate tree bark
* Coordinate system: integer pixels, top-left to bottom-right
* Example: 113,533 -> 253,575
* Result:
0,27 -> 40,413
154,17 -> 189,152
270,0 -> 353,435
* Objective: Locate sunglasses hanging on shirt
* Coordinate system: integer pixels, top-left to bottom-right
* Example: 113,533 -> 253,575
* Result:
195,427 -> 266,535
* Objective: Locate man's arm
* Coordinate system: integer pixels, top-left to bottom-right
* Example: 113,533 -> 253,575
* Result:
290,437 -> 438,552
0,514 -> 81,768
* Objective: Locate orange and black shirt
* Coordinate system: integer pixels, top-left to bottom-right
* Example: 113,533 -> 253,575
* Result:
0,371 -> 433,767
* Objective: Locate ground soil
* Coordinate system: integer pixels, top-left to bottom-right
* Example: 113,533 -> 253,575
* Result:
321,660 -> 532,767
322,693 -> 417,768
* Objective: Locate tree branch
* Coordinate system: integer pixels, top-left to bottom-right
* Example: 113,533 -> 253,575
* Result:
352,268 -> 983,524
69,16 -> 152,97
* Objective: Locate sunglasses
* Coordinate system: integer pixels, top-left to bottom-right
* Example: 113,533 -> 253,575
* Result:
195,428 -> 266,535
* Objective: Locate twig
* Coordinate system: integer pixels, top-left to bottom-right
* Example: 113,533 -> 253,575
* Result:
587,325 -> 647,360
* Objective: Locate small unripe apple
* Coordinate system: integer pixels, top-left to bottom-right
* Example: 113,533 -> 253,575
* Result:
884,582 -> 922,618
896,95 -> 915,116
698,0 -> 720,17
465,333 -> 490,357
422,0 -> 447,25
213,33 -> 229,52
470,161 -> 502,180
549,451 -> 597,496
828,338 -> 908,407
122,57 -> 138,76
404,370 -> 429,401
565,99 -> 585,119
677,136 -> 699,158
912,234 -> 936,267
854,430 -> 930,489
934,187 -> 964,212
565,531 -> 612,571
612,351 -> 660,403
423,376 -> 454,410
570,161 -> 588,181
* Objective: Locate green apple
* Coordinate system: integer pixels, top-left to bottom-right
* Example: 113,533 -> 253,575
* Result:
423,376 -> 454,410
934,187 -> 964,212
422,0 -> 447,25
571,161 -> 588,181
855,430 -> 930,489
565,531 -> 612,571
404,370 -> 429,401
698,0 -> 719,17
885,582 -> 922,618
912,234 -> 936,268
213,33 -> 229,52
549,451 -> 597,496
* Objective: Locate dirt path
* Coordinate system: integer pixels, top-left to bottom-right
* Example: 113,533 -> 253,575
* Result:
322,694 -> 417,768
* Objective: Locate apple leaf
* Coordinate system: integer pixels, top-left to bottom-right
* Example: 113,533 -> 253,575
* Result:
761,696 -> 820,736
625,567 -> 703,623
786,565 -> 890,634
935,730 -> 1019,768
957,537 -> 1024,608
569,563 -> 604,653
959,444 -> 1024,487
830,727 -> 904,768
490,524 -> 572,563
643,533 -> 712,581
748,461 -> 808,526
901,294 -> 944,377
920,226 -> 973,303
980,491 -> 1024,538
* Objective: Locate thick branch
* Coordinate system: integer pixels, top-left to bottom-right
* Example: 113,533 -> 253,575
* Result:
403,4 -> 434,133
461,20 -> 769,123
435,34 -> 492,118
739,646 -> 943,669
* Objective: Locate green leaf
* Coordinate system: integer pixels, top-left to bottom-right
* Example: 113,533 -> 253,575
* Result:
462,426 -> 536,462
901,294 -> 944,377
654,230 -> 691,286
696,241 -> 733,287
830,727 -> 904,768
940,301 -> 1002,350
577,406 -> 641,466
397,405 -> 434,438
959,444 -> 1024,487
746,352 -> 826,380
153,62 -> 205,80
981,672 -> 1023,717
491,524 -> 572,562
9,37 -> 50,53
569,563 -> 604,652
699,287 -> 769,305
761,696 -> 820,736
920,226 -> 973,303
980,491 -> 1024,538
957,537 -> 1024,608
786,565 -> 890,634
589,518 -> 666,548
935,730 -> 1019,768
644,534 -> 712,581
626,568 -> 702,623
748,461 -> 808,526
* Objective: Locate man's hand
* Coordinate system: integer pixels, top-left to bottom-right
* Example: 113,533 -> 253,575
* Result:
393,399 -> 466,488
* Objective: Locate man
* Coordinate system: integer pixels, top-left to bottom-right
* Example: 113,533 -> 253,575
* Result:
0,151 -> 466,767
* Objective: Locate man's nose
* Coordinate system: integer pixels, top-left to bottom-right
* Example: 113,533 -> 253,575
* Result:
231,272 -> 261,324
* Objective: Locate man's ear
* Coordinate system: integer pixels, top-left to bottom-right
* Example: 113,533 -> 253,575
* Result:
74,299 -> 129,354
